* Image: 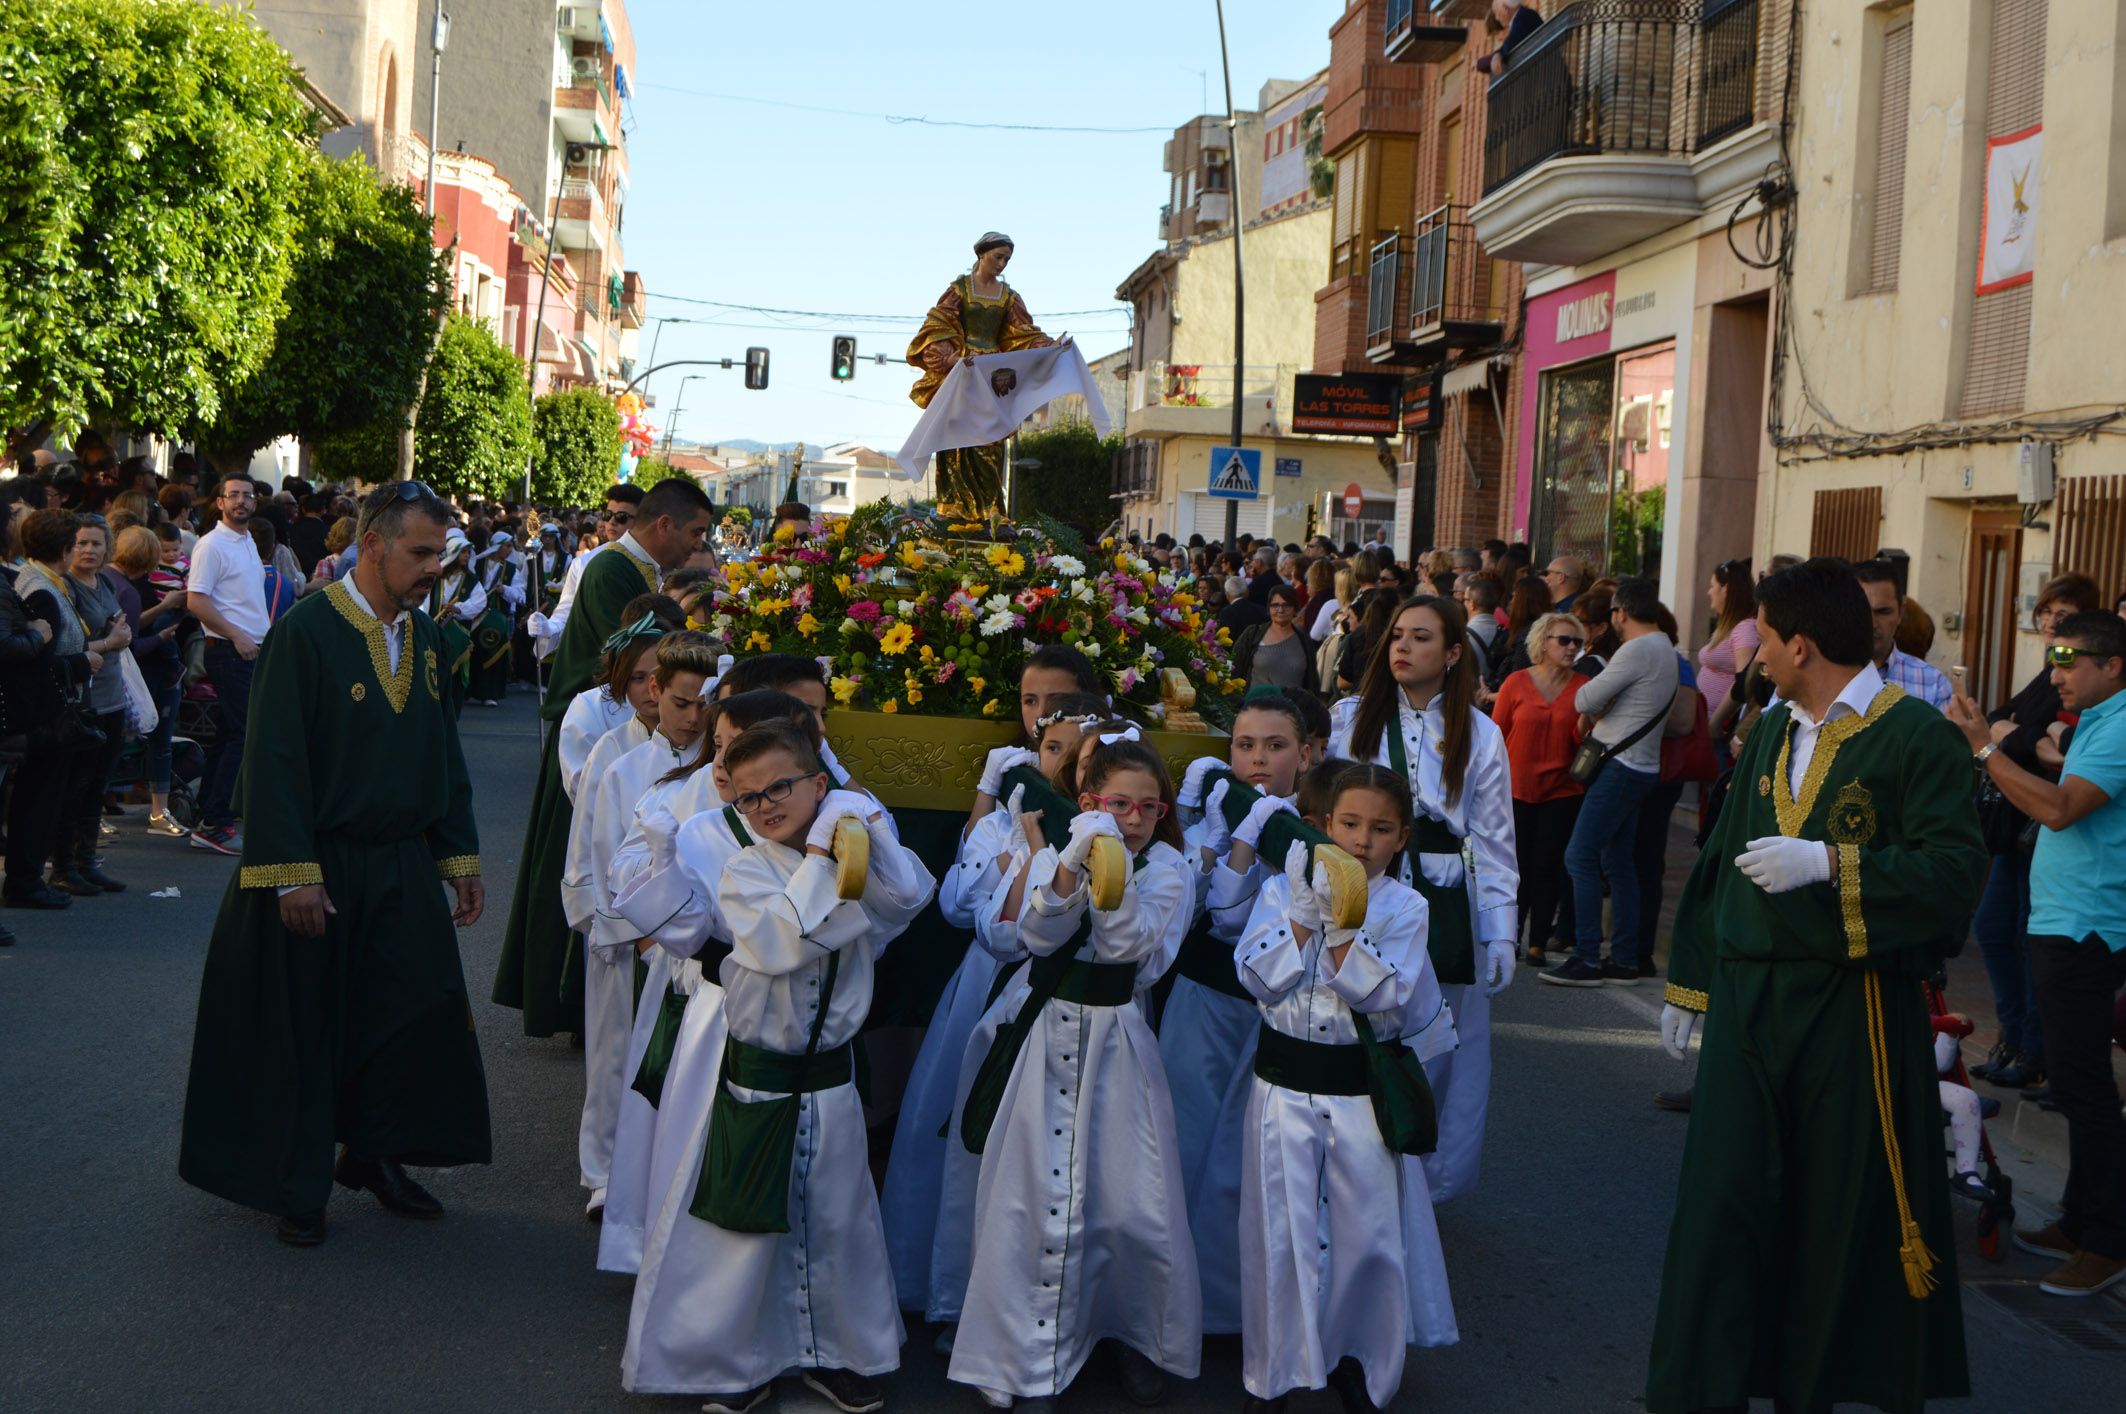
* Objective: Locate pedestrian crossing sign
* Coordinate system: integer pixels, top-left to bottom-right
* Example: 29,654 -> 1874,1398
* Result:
1207,445 -> 1260,501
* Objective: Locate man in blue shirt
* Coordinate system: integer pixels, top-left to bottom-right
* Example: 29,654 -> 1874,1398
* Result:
1950,611 -> 2126,1298
1855,560 -> 1952,710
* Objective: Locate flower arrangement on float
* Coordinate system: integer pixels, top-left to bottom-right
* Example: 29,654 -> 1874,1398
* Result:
694,501 -> 1242,728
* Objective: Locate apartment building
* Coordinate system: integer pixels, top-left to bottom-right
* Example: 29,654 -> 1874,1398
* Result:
1767,0 -> 2126,704
413,0 -> 647,392
1113,75 -> 1391,548
224,0 -> 421,174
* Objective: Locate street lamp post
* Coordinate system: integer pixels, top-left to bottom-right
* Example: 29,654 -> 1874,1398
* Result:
522,139 -> 611,500
663,375 -> 704,456
424,9 -> 450,217
1215,0 -> 1245,548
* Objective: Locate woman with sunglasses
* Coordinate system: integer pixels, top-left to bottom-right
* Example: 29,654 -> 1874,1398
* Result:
1492,611 -> 1590,968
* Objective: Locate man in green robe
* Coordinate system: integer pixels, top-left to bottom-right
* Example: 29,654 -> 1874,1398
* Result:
179,482 -> 490,1248
1647,558 -> 1985,1413
491,475 -> 713,1037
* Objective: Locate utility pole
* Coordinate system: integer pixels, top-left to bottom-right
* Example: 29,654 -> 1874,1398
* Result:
663,375 -> 703,456
523,139 -> 609,500
424,10 -> 449,216
1215,0 -> 1245,549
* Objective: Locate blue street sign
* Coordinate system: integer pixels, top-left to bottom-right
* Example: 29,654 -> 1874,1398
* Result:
1275,456 -> 1303,478
1207,445 -> 1261,501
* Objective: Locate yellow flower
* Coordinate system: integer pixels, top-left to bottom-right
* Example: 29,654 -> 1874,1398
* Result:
899,542 -> 927,570
919,644 -> 935,663
968,675 -> 986,695
879,623 -> 915,656
993,550 -> 1025,577
773,521 -> 799,544
833,574 -> 854,596
982,698 -> 1004,717
880,699 -> 899,714
830,675 -> 861,705
796,612 -> 820,638
1215,626 -> 1232,647
906,684 -> 924,705
1223,678 -> 1245,694
746,630 -> 772,652
686,614 -> 708,631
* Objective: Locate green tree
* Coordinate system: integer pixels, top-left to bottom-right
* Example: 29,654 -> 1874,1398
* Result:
412,315 -> 533,501
199,152 -> 450,469
0,0 -> 318,448
530,388 -> 622,504
310,415 -> 405,486
1012,421 -> 1124,535
634,458 -> 702,492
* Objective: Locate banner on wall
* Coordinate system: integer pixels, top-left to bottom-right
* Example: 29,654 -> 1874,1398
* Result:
1977,124 -> 2041,295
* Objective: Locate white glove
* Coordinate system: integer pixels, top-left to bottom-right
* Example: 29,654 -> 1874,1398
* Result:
1483,940 -> 1516,996
1199,778 -> 1234,853
1283,841 -> 1324,928
1177,755 -> 1225,810
1232,794 -> 1297,850
642,807 -> 683,869
1660,1003 -> 1699,1060
1735,836 -> 1832,894
1058,810 -> 1125,873
819,739 -> 847,782
806,788 -> 874,851
978,744 -> 1039,798
1002,782 -> 1026,822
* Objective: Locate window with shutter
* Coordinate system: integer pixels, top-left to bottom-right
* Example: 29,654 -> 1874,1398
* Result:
2054,475 -> 2126,611
1866,14 -> 1912,294
1809,487 -> 1883,563
1959,0 -> 2048,417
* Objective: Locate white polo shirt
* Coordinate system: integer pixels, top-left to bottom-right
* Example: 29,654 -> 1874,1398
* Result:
186,520 -> 271,643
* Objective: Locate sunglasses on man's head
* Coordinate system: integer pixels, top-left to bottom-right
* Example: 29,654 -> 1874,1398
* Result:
385,480 -> 437,503
2047,644 -> 2115,669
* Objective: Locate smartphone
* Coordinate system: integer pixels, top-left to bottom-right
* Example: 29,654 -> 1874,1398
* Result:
1948,665 -> 1968,697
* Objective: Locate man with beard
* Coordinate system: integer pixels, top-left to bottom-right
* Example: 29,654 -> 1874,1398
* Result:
179,481 -> 491,1247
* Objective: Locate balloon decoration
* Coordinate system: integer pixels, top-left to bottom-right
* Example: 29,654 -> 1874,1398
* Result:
615,391 -> 657,481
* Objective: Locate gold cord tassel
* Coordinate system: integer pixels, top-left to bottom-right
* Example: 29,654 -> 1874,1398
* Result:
1865,971 -> 1938,1300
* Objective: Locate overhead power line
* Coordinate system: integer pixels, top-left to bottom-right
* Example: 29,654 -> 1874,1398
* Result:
638,82 -> 1172,134
646,293 -> 1130,326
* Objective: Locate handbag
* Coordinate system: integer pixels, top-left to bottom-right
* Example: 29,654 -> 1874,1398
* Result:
1568,703 -> 1666,786
1661,692 -> 1719,784
689,949 -> 841,1234
1352,1012 -> 1439,1156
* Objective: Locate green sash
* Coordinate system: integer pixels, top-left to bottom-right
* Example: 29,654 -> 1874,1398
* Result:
1166,766 -> 1338,1000
1171,920 -> 1254,1000
1252,1015 -> 1437,1155
1386,726 -> 1478,987
688,805 -> 849,1234
958,851 -> 1147,1156
629,938 -> 733,1109
1252,1023 -> 1370,1095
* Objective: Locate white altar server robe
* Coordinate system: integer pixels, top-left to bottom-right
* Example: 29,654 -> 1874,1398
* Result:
555,685 -> 635,805
880,805 -> 1014,1308
1236,872 -> 1459,1407
947,839 -> 1202,1399
621,825 -> 934,1395
1328,693 -> 1517,1204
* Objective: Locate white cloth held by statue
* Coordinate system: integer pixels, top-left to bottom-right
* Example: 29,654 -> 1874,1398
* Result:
894,343 -> 1111,478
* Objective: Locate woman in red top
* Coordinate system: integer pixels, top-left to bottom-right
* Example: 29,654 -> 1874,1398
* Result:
1492,610 -> 1587,966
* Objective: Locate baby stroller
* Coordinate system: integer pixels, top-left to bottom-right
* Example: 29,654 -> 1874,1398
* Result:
107,732 -> 207,831
1927,974 -> 2015,1261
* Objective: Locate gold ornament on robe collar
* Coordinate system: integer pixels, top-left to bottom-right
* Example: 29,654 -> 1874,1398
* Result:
326,580 -> 414,713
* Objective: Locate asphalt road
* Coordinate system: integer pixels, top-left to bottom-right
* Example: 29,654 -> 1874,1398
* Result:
2,687 -> 2117,1412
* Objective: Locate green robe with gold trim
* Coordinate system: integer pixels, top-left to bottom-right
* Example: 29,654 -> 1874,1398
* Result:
178,581 -> 489,1219
491,542 -> 659,1036
1647,683 -> 1984,1414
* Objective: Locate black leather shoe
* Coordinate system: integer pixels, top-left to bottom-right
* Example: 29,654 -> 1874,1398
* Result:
1653,1088 -> 1694,1113
1115,1343 -> 1167,1406
1327,1357 -> 1378,1414
334,1151 -> 444,1218
50,868 -> 102,897
1991,1057 -> 2046,1089
276,1210 -> 327,1246
76,864 -> 126,893
0,922 -> 15,947
3,885 -> 71,910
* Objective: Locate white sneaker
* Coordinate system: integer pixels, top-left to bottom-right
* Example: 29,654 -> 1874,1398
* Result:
146,812 -> 188,838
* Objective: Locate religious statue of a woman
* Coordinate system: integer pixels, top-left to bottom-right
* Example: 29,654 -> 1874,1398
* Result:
906,232 -> 1053,517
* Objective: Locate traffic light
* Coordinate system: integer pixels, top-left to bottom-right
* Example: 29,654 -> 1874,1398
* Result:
831,335 -> 857,381
744,345 -> 770,390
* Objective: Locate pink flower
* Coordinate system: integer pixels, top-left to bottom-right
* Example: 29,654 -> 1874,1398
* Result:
846,600 -> 883,623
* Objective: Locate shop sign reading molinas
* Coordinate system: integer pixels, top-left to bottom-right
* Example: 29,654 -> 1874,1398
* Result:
1293,372 -> 1400,435
1555,290 -> 1613,343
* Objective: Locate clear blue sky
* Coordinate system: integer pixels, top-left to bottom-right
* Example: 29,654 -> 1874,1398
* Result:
619,1 -> 1337,452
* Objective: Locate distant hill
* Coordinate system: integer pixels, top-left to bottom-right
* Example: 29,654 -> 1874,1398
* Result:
687,437 -> 805,456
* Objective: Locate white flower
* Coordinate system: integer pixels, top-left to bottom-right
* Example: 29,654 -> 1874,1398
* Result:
980,609 -> 1017,637
985,593 -> 1014,614
1049,554 -> 1086,578
840,617 -> 860,634
1127,605 -> 1150,626
712,613 -> 735,633
1081,640 -> 1102,658
1071,581 -> 1096,603
896,599 -> 916,617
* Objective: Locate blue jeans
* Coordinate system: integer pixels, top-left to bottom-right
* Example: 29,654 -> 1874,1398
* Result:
1973,851 -> 2043,1061
200,641 -> 254,829
1566,759 -> 1661,970
145,676 -> 181,794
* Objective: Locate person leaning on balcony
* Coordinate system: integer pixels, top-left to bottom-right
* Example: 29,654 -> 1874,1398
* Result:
1475,1 -> 1544,76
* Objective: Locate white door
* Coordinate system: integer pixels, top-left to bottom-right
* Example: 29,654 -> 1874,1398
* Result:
1183,491 -> 1270,542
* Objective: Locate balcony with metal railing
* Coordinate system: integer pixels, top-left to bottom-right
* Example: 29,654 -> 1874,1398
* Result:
554,175 -> 605,251
1468,0 -> 1774,267
1111,440 -> 1160,501
1123,361 -> 1284,439
1408,204 -> 1502,351
1384,0 -> 1473,65
1364,235 -> 1408,361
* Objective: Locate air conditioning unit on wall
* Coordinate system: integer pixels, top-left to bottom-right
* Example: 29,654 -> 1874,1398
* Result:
557,7 -> 586,33
570,55 -> 601,80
